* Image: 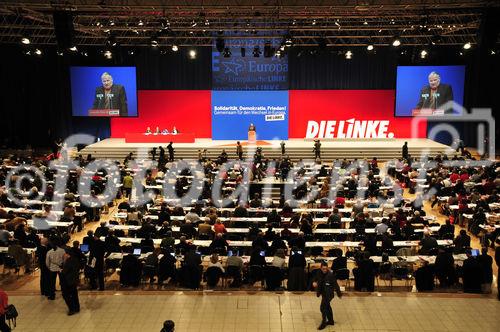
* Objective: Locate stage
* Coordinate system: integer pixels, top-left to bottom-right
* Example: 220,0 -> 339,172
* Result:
79,138 -> 450,162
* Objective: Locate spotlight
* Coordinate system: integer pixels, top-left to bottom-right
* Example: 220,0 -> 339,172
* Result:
345,50 -> 353,59
57,50 -> 64,56
21,36 -> 30,45
367,44 -> 374,51
188,49 -> 196,59
205,19 -> 210,26
127,49 -> 135,55
34,48 -> 42,56
284,34 -> 293,47
222,47 -> 231,58
171,44 -> 178,52
150,36 -> 159,47
241,47 -> 245,57
138,19 -> 144,26
392,36 -> 401,47
81,51 -> 88,57
109,19 -> 115,26
190,20 -> 197,27
363,20 -> 368,25
253,46 -> 261,57
312,19 -> 317,25
107,35 -> 118,47
263,41 -> 273,57
431,34 -> 442,45
104,50 -> 112,59
491,50 -> 496,55
69,46 -> 78,52
275,49 -> 283,58
420,49 -> 428,59
216,37 -> 225,52
335,20 -> 341,28
463,42 -> 471,49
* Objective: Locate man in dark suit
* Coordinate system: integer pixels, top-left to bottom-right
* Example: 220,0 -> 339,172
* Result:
313,262 -> 342,330
89,234 -> 107,290
415,71 -> 453,111
92,72 -> 128,116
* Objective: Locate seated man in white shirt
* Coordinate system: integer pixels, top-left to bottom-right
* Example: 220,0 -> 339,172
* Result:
145,127 -> 152,135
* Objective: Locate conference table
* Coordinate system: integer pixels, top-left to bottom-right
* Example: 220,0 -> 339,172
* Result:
108,236 -> 453,248
124,132 -> 195,143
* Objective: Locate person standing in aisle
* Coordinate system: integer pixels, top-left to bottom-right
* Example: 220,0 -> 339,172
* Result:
313,262 -> 342,330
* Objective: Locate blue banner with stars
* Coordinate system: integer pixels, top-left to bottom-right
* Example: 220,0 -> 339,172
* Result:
212,35 -> 289,90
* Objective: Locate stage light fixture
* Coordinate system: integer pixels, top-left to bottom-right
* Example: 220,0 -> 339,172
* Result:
367,44 -> 374,51
345,50 -> 353,59
420,49 -> 428,59
107,35 -> 117,47
240,47 -> 245,57
190,20 -> 197,27
253,46 -> 261,57
223,47 -> 231,58
363,20 -> 368,25
172,44 -> 179,52
127,49 -> 135,55
463,42 -> 471,49
188,49 -> 197,59
491,50 -> 497,55
138,19 -> 144,26
109,19 -> 115,26
392,36 -> 401,47
263,41 -> 273,57
69,46 -> 78,52
21,36 -> 31,45
284,34 -> 293,47
150,36 -> 159,47
104,50 -> 112,59
216,38 -> 225,52
34,48 -> 42,56
205,19 -> 210,26
312,19 -> 317,25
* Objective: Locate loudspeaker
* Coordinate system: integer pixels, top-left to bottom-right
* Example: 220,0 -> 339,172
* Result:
53,11 -> 74,49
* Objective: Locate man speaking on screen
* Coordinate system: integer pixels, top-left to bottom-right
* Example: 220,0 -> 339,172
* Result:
415,71 -> 453,111
92,72 -> 128,116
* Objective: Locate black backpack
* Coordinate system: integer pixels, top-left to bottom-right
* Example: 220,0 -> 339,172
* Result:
5,303 -> 18,328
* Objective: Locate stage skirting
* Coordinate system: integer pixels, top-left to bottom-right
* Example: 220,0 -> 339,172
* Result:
124,133 -> 195,143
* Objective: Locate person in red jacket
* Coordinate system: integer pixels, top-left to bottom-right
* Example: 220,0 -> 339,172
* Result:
0,288 -> 10,332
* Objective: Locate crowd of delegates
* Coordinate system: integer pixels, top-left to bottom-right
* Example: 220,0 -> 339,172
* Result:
0,151 -> 499,298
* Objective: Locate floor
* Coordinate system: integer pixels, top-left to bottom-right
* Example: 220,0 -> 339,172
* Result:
8,292 -> 500,332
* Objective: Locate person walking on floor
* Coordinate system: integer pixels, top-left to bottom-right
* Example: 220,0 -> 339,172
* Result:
61,250 -> 81,315
45,238 -> 66,300
313,262 -> 342,330
37,237 -> 51,297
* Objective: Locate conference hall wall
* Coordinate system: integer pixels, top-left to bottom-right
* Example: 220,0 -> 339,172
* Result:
111,45 -> 426,140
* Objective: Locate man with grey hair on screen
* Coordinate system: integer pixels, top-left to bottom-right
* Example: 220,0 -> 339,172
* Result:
415,71 -> 453,112
92,72 -> 128,116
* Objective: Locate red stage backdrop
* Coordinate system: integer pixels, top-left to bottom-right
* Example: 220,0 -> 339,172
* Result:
111,90 -> 212,138
289,90 -> 427,139
111,90 -> 427,139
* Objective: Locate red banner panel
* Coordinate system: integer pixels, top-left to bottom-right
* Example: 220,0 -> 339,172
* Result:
111,90 -> 212,138
289,90 -> 427,139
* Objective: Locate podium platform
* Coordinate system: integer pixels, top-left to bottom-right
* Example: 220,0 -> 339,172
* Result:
248,130 -> 256,144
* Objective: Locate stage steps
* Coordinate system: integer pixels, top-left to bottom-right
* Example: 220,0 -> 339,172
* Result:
80,144 -> 449,163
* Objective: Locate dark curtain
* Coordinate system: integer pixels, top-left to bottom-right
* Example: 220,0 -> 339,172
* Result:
289,48 -> 398,90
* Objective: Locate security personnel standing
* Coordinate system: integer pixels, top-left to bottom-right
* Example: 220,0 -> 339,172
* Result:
313,139 -> 321,159
313,262 -> 342,330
